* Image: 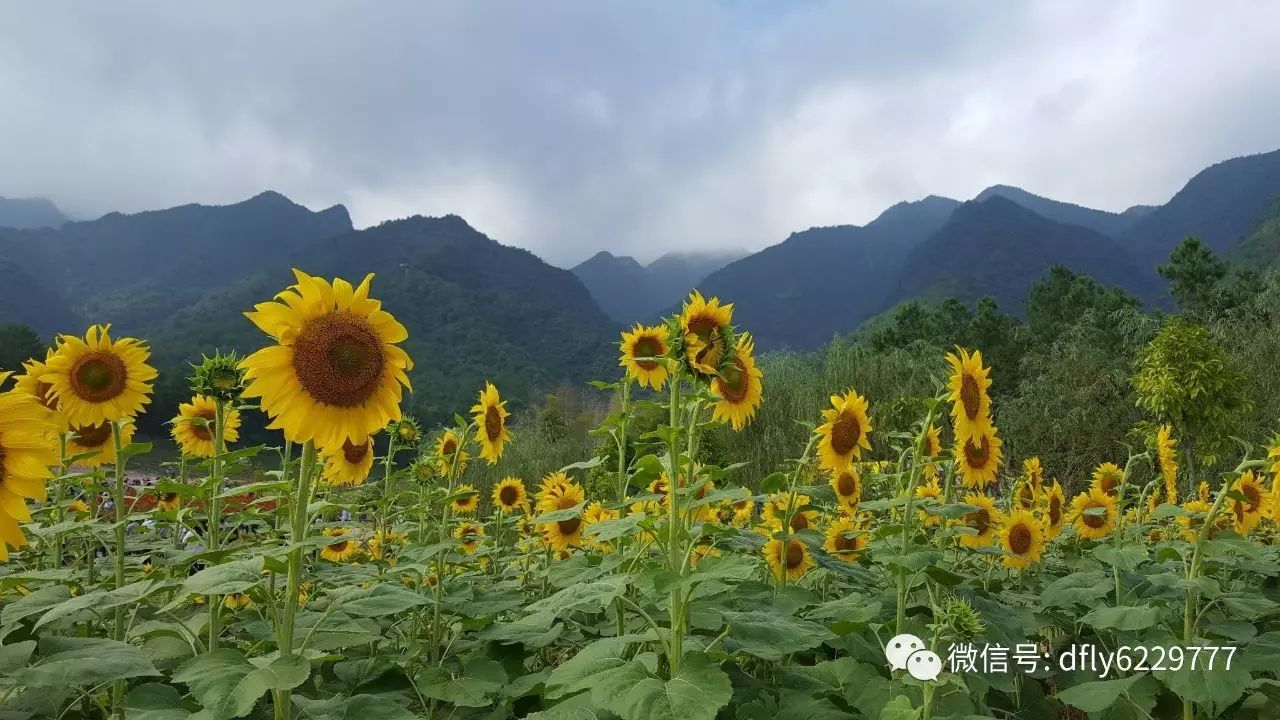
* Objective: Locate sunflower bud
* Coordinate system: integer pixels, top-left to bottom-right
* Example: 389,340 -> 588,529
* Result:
942,596 -> 985,641
191,351 -> 245,402
389,417 -> 422,447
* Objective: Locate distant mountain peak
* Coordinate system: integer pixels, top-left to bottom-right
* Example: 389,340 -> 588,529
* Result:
0,195 -> 68,229
971,184 -> 1139,237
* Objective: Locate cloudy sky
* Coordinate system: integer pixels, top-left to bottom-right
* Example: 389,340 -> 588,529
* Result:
3,2 -> 1279,266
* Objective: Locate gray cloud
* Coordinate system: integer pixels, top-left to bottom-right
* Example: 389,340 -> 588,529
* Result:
2,1 -> 1279,265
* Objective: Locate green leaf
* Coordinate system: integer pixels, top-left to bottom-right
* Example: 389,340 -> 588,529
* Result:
878,695 -> 919,720
1081,605 -> 1161,632
584,514 -> 646,542
123,683 -> 193,720
526,577 -> 628,617
1,584 -> 71,633
34,579 -> 161,630
0,640 -> 36,674
1155,658 -> 1251,716
545,635 -> 643,700
481,609 -> 564,648
1092,545 -> 1148,571
293,694 -> 420,720
716,609 -> 832,661
173,649 -> 310,720
17,636 -> 160,688
327,584 -> 429,617
170,557 -> 264,605
415,658 -> 507,708
593,652 -> 730,720
524,692 -> 612,720
1055,675 -> 1143,713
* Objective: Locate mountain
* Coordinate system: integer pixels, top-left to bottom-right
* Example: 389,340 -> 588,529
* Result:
974,185 -> 1141,237
0,259 -> 78,335
1232,198 -> 1280,268
1123,148 -> 1280,268
571,248 -> 747,325
895,196 -> 1146,312
0,196 -> 67,229
694,195 -> 960,348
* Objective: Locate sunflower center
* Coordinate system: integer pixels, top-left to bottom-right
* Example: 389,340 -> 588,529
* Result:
484,406 -> 503,442
73,422 -> 112,448
329,540 -> 350,552
784,540 -> 804,569
162,492 -> 178,503
70,352 -> 127,403
1048,496 -> 1061,526
192,409 -> 216,441
0,446 -> 6,482
291,312 -> 386,408
963,436 -> 989,468
1008,523 -> 1032,554
342,439 -> 369,464
499,485 -> 519,505
834,530 -> 859,552
631,336 -> 663,371
558,518 -> 582,535
686,316 -> 725,370
1082,504 -> 1106,528
966,507 -> 991,535
1243,484 -> 1261,512
716,358 -> 749,403
829,412 -> 861,456
836,472 -> 857,497
789,513 -> 809,532
960,375 -> 981,420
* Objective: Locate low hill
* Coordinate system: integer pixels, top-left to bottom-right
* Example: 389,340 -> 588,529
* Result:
0,196 -> 68,229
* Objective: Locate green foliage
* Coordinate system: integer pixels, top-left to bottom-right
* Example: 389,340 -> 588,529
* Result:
1160,237 -> 1229,315
0,322 -> 41,381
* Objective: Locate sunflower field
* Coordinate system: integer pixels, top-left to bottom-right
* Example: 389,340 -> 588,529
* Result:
3,270 -> 1280,720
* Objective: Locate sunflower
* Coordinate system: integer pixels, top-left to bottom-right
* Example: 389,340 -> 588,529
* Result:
945,348 -> 993,442
955,494 -> 1002,549
815,390 -> 873,474
679,290 -> 734,378
392,417 -> 421,447
471,382 -> 511,464
320,527 -> 360,562
493,476 -> 528,513
223,594 -> 252,610
1042,480 -> 1066,539
1015,481 -> 1037,510
921,424 -> 942,456
1154,425 -> 1179,504
1070,488 -> 1117,541
583,502 -> 619,552
0,392 -> 57,560
914,478 -> 943,526
155,491 -> 181,512
619,324 -> 670,390
761,492 -> 818,534
453,522 -> 486,554
43,325 -> 156,427
451,484 -> 480,515
320,435 -> 375,487
629,476 -> 669,515
67,420 -> 134,469
240,270 -> 413,451
710,332 -> 763,431
690,543 -> 720,567
67,499 -> 91,517
13,352 -> 66,430
366,528 -> 408,561
763,537 -> 814,581
536,475 -> 586,553
1198,481 -> 1211,504
1022,457 -> 1044,495
1229,470 -> 1268,535
435,430 -> 469,476
729,497 -> 754,527
999,509 -> 1045,570
829,467 -> 862,510
171,395 -> 241,459
1090,462 -> 1124,497
1176,499 -> 1228,543
823,515 -> 870,562
955,429 -> 1002,490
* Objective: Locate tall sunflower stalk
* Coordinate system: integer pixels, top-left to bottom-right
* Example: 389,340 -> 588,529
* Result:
204,398 -> 229,650
896,403 -> 937,635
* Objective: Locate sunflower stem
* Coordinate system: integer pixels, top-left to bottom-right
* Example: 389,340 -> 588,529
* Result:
207,398 -> 228,651
665,375 -> 683,674
51,433 -> 69,567
109,420 -> 129,713
897,405 -> 936,635
275,439 -> 316,720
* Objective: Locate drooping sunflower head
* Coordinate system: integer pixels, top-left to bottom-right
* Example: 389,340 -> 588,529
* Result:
1015,480 -> 1038,510
156,491 -> 181,512
619,324 -> 670,390
434,430 -> 469,476
1070,488 -> 1117,541
451,484 -> 481,515
823,514 -> 870,563
240,270 -> 413,451
171,394 -> 242,459
319,527 -> 360,563
67,420 -> 134,469
678,290 -> 734,378
955,493 -> 1002,549
453,522 -> 485,554
1000,509 -> 1046,570
492,476 -> 528,513
191,351 -> 245,403
1022,457 -> 1044,494
1156,425 -> 1179,503
923,424 -> 942,457
1042,480 -> 1066,538
829,467 -> 862,510
815,390 -> 873,473
1090,462 -> 1124,497
1230,470 -> 1268,535
0,390 -> 58,560
320,435 -> 375,487
945,347 -> 993,441
954,428 -> 1002,490
710,332 -> 763,431
471,382 -> 511,464
44,325 -> 157,427
763,537 -> 814,581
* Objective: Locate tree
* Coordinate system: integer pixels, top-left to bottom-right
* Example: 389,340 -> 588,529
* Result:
1026,265 -> 1137,344
0,323 -> 43,384
1159,237 -> 1227,315
1131,316 -> 1251,478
